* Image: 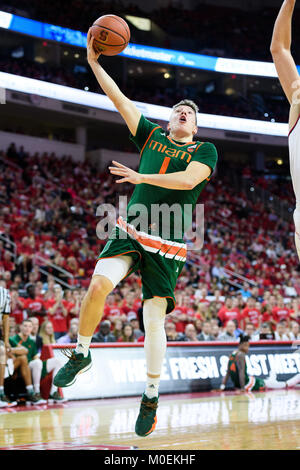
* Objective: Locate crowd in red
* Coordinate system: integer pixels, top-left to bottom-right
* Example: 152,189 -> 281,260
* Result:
0,144 -> 300,346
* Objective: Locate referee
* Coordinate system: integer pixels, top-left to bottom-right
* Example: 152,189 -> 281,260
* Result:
0,286 -> 17,407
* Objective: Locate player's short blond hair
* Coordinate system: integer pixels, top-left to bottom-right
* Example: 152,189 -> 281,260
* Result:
173,99 -> 199,123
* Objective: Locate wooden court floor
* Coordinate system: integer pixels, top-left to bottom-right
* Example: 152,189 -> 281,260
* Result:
0,389 -> 300,450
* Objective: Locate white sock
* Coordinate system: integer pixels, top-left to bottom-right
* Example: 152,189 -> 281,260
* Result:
76,334 -> 92,358
26,385 -> 34,393
143,297 -> 167,399
145,376 -> 160,399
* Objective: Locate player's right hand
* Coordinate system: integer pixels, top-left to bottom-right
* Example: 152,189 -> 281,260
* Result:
87,28 -> 101,63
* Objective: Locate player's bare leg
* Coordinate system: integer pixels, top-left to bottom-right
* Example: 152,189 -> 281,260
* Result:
53,275 -> 113,388
78,275 -> 114,338
54,256 -> 133,388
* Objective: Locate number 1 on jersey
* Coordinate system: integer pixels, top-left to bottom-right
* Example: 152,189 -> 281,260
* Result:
159,157 -> 171,174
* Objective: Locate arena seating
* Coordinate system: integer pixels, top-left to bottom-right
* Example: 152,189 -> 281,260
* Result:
0,143 -> 299,343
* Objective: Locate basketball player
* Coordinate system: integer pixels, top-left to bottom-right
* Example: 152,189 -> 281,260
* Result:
220,334 -> 300,392
54,29 -> 218,437
270,0 -> 300,259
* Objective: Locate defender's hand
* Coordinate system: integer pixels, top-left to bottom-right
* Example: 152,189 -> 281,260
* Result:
87,28 -> 101,63
109,161 -> 143,185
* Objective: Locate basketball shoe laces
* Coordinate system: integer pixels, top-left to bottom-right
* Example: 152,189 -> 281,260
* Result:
61,349 -> 83,368
140,398 -> 158,419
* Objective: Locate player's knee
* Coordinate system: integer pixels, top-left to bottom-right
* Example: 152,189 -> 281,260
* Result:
143,297 -> 167,332
87,276 -> 113,301
19,354 -> 28,365
30,358 -> 42,369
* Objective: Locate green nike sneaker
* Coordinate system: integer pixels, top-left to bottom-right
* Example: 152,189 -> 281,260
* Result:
53,350 -> 92,388
135,393 -> 159,437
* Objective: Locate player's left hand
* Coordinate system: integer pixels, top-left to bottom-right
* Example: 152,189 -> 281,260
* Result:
109,161 -> 143,185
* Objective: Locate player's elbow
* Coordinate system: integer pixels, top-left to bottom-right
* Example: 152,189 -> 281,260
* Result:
184,180 -> 195,190
270,42 -> 288,56
186,175 -> 206,190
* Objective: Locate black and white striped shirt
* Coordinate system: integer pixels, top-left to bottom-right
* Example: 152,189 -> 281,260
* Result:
0,286 -> 11,315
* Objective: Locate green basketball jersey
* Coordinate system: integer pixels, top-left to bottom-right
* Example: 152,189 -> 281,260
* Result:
9,334 -> 38,362
228,350 -> 249,388
126,115 -> 218,242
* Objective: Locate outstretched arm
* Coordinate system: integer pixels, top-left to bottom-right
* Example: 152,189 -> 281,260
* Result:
87,29 -> 141,136
270,0 -> 300,105
109,160 -> 211,190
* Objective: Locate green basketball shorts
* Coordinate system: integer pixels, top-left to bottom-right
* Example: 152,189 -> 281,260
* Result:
96,218 -> 187,314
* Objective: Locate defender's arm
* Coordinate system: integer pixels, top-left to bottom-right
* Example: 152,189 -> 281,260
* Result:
270,0 -> 300,105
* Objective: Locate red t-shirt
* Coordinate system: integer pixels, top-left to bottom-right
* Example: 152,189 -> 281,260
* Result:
103,303 -> 123,320
218,306 -> 242,327
272,306 -> 290,323
44,299 -> 69,332
171,306 -> 189,333
23,296 -> 46,325
242,307 -> 261,328
10,301 -> 25,324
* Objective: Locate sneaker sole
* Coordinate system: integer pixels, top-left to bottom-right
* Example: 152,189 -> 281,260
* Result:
57,361 -> 92,387
0,402 -> 17,408
136,415 -> 157,437
48,397 -> 68,403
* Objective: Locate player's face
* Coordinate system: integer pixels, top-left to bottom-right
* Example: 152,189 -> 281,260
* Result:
167,105 -> 197,139
21,321 -> 32,337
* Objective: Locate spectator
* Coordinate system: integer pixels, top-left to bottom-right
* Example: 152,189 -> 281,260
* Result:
257,322 -> 275,340
238,282 -> 252,299
10,287 -> 25,325
39,320 -> 56,345
241,297 -> 261,331
197,321 -> 214,341
165,322 -> 184,341
91,320 -> 116,343
23,284 -> 47,325
29,316 -> 43,353
217,297 -> 242,328
211,323 -> 220,340
274,320 -> 290,341
9,319 -> 47,404
9,316 -> 18,337
117,323 -> 135,343
244,322 -> 256,340
9,319 -> 65,402
68,289 -> 81,321
111,317 -> 123,341
289,321 -> 300,340
182,323 -> 198,342
129,316 -> 144,340
56,322 -> 79,344
45,285 -> 69,340
272,296 -> 291,325
290,299 -> 300,323
218,320 -> 239,342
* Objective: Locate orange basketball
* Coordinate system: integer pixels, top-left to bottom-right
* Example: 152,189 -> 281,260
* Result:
90,14 -> 130,56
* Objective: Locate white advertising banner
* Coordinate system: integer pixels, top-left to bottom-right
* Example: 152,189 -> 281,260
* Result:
52,343 -> 300,400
